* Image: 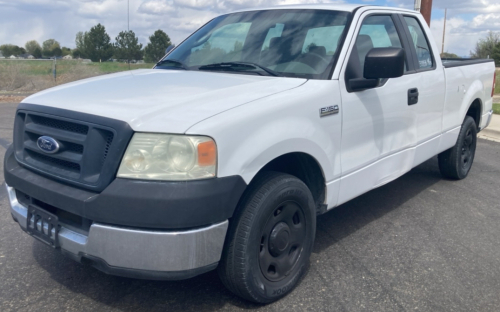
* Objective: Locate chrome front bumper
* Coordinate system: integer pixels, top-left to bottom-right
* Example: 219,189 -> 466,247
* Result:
6,183 -> 228,279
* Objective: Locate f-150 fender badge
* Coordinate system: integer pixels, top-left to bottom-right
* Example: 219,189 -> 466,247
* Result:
320,105 -> 339,117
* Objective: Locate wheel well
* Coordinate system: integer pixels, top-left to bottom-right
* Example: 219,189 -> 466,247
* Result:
466,99 -> 481,129
257,153 -> 326,212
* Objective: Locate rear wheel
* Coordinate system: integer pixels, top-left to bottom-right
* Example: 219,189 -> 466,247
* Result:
218,172 -> 316,303
438,116 -> 477,180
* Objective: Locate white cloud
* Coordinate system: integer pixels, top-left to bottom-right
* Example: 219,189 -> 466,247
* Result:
429,13 -> 500,57
388,0 -> 500,57
139,0 -> 176,14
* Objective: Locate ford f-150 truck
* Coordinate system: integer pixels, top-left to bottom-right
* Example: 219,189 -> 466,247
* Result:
4,4 -> 496,303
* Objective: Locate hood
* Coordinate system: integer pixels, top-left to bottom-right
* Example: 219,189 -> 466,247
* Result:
22,69 -> 306,133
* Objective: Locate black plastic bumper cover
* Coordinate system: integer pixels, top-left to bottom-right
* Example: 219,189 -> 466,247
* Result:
4,146 -> 247,229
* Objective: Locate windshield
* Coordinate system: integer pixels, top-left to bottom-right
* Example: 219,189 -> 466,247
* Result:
156,9 -> 351,79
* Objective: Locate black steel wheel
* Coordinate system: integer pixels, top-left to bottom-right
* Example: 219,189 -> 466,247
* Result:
460,127 -> 475,171
439,116 -> 477,180
259,201 -> 307,282
218,172 -> 316,303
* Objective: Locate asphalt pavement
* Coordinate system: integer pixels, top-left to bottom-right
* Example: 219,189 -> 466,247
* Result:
1,102 -> 500,312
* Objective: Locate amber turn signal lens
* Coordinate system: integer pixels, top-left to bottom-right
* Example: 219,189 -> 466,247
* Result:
198,140 -> 216,167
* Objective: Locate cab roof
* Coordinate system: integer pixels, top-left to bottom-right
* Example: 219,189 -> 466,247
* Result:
233,4 -> 417,14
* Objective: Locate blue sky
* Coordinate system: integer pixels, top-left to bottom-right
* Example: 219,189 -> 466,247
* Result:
0,0 -> 498,57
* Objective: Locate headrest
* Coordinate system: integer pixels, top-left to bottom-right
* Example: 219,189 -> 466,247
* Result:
270,37 -> 285,49
309,45 -> 326,56
356,34 -> 374,52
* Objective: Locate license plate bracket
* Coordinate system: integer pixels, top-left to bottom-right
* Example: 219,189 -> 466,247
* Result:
27,205 -> 60,248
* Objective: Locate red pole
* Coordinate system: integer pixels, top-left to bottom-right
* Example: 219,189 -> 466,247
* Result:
420,0 -> 433,26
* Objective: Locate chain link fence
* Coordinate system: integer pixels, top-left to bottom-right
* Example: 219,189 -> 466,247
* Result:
0,59 -> 152,92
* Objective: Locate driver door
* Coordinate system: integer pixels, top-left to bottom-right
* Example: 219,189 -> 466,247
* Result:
337,13 -> 419,205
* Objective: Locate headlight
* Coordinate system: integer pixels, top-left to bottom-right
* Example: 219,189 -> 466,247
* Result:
117,133 -> 216,181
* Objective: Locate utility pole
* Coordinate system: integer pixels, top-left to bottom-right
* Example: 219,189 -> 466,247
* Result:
414,0 -> 421,11
128,0 -> 130,70
441,9 -> 447,55
420,0 -> 433,26
53,57 -> 57,84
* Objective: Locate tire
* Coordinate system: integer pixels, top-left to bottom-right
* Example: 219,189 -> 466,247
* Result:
438,116 -> 477,180
218,172 -> 316,303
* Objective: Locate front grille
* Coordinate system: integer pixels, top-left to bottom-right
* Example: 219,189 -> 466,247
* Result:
14,107 -> 133,192
31,114 -> 89,134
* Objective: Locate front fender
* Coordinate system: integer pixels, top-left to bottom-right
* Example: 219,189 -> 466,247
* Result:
223,118 -> 334,184
186,79 -> 342,185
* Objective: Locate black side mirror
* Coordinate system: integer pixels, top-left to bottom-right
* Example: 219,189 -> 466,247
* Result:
364,47 -> 405,79
165,45 -> 175,54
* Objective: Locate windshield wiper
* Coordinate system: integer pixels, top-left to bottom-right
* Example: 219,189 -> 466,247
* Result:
155,59 -> 188,70
198,62 -> 282,77
416,45 -> 429,52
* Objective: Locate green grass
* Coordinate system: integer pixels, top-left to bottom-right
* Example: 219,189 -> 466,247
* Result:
493,103 -> 500,115
87,62 -> 154,73
0,59 -> 156,92
496,69 -> 500,95
0,59 -> 154,76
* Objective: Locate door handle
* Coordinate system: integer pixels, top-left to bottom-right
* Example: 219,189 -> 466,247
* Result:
408,88 -> 419,105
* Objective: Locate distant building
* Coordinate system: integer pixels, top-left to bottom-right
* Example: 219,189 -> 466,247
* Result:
63,55 -> 73,60
9,55 -> 17,59
27,55 -> 35,59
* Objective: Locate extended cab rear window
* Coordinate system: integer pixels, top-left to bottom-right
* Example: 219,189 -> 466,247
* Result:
404,16 -> 434,69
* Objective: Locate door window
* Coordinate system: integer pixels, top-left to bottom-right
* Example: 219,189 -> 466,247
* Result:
355,15 -> 404,75
404,17 -> 433,69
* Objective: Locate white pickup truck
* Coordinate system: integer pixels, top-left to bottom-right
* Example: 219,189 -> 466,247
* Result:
4,4 -> 496,303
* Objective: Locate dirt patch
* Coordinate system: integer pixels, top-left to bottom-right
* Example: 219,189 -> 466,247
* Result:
0,95 -> 27,103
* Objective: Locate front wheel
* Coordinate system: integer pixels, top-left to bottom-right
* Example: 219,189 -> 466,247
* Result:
438,116 -> 477,180
218,172 -> 316,303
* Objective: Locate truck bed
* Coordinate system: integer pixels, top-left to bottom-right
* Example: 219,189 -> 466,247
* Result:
441,58 -> 495,68
442,59 -> 496,133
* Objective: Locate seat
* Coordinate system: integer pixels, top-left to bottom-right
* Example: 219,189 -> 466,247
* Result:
309,45 -> 327,57
356,34 -> 374,70
261,37 -> 292,66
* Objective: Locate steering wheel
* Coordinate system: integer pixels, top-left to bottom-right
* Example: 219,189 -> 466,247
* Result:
296,52 -> 329,70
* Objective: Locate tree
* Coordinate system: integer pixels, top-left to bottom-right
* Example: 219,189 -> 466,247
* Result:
233,41 -> 243,53
74,31 -> 87,58
470,31 -> 500,59
52,47 -> 62,57
61,47 -> 72,57
72,48 -> 83,59
114,30 -> 143,62
42,39 -> 61,57
441,52 -> 459,59
25,40 -> 41,56
0,44 -> 23,56
144,29 -> 172,63
33,47 -> 42,59
82,24 -> 114,62
492,44 -> 500,66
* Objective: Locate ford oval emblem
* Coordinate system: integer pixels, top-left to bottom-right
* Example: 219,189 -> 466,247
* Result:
37,136 -> 60,154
